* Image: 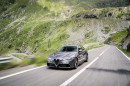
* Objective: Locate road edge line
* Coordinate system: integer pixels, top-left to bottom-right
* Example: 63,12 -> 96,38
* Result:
116,47 -> 130,60
0,65 -> 46,80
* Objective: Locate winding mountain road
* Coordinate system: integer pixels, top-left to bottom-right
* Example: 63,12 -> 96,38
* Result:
0,45 -> 130,86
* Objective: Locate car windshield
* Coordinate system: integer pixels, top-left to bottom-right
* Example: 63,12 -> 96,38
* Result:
59,46 -> 77,52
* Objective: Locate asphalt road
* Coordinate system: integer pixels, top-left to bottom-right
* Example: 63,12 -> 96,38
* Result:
0,45 -> 130,86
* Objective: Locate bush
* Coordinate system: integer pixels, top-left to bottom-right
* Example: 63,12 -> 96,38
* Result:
101,26 -> 110,34
0,62 -> 18,71
111,30 -> 128,44
85,32 -> 94,38
117,13 -> 124,18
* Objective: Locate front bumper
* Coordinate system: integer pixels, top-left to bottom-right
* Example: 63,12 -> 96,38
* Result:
47,59 -> 75,68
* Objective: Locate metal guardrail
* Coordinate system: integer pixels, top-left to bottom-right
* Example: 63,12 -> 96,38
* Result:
0,57 -> 13,64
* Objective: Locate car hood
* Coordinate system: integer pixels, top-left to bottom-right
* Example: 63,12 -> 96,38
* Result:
49,52 -> 77,59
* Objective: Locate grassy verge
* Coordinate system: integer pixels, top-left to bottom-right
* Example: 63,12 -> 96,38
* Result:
81,38 -> 97,46
118,46 -> 130,58
0,62 -> 18,71
111,30 -> 128,44
123,50 -> 130,58
0,58 -> 35,71
86,44 -> 103,50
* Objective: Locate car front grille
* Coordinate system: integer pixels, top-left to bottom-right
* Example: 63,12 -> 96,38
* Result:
54,59 -> 60,66
59,64 -> 70,67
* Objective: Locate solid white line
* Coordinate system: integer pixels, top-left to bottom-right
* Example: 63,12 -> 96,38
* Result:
0,65 -> 46,80
60,46 -> 110,86
116,47 -> 130,60
99,46 -> 110,56
60,57 -> 99,86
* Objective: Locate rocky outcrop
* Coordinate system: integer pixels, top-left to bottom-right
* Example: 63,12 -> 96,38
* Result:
72,13 -> 98,19
83,14 -> 98,19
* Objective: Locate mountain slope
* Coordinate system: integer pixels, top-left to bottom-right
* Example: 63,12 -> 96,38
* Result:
0,0 -> 130,66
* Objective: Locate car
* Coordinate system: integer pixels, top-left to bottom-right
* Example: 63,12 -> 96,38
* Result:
47,45 -> 88,69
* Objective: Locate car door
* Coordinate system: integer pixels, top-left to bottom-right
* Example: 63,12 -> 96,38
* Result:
78,47 -> 84,63
80,46 -> 87,60
81,47 -> 86,59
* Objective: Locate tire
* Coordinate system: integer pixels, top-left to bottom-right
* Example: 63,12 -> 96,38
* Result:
84,54 -> 88,62
74,59 -> 78,69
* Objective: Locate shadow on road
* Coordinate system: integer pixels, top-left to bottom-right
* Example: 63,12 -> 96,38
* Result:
87,67 -> 130,75
46,67 -> 74,71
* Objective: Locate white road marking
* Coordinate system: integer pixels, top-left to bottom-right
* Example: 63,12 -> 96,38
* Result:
60,57 -> 99,86
116,47 -> 130,60
99,46 -> 110,56
60,46 -> 110,86
0,65 -> 46,80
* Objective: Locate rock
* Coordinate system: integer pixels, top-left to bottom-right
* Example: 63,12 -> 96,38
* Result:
105,12 -> 113,17
72,13 -> 98,19
126,13 -> 130,20
83,14 -> 97,19
104,37 -> 113,44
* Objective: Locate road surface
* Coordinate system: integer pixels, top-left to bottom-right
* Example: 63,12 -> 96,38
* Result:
0,45 -> 130,86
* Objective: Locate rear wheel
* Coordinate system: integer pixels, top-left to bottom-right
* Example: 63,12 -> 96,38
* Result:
74,59 -> 78,69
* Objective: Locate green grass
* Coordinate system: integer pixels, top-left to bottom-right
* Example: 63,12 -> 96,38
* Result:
0,58 -> 35,70
101,26 -> 111,34
123,50 -> 130,58
86,44 -> 103,50
33,20 -> 72,65
81,38 -> 97,45
19,59 -> 35,66
0,62 -> 18,71
118,47 -> 130,58
111,30 -> 128,44
116,13 -> 124,18
85,31 -> 94,38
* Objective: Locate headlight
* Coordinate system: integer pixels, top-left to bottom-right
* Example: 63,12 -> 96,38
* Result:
47,58 -> 53,62
66,57 -> 74,61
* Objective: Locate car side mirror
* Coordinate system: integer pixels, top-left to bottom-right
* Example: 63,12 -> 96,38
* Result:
78,49 -> 82,54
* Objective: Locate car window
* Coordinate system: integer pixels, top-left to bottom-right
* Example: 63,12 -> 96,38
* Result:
78,48 -> 83,51
59,46 -> 77,52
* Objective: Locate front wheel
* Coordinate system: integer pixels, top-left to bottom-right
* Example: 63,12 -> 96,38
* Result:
74,59 -> 78,69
